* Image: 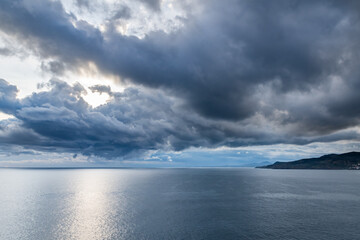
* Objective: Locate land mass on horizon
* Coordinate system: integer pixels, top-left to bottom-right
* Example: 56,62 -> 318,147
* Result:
257,152 -> 360,169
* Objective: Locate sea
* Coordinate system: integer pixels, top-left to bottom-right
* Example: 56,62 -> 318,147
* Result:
0,168 -> 359,240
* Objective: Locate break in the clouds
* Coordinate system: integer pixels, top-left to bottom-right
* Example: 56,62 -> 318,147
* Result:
0,0 -> 360,164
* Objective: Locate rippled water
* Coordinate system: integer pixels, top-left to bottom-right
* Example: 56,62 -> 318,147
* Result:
0,168 -> 359,239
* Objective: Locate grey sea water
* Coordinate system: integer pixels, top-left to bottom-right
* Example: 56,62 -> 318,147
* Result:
0,168 -> 359,240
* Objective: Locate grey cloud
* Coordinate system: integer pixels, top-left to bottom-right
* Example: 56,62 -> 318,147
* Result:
0,0 -> 353,119
0,0 -> 360,158
41,61 -> 66,76
89,84 -> 112,95
112,5 -> 132,20
0,47 -> 12,56
0,79 -> 20,114
137,0 -> 161,11
0,79 -> 359,159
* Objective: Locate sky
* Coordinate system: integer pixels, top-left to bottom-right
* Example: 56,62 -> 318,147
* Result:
1,0 -> 360,167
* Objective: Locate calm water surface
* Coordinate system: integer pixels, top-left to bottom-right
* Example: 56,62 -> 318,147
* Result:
0,168 -> 359,240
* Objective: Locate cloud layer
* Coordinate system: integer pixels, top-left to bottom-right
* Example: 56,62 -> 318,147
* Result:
0,78 -> 359,159
0,0 -> 360,160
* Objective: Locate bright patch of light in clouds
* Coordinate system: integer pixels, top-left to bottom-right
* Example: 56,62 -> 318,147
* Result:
0,112 -> 13,120
0,54 -> 42,98
83,91 -> 110,108
0,49 -> 124,107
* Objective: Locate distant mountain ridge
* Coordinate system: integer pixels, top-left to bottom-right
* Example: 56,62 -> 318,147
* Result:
257,152 -> 360,169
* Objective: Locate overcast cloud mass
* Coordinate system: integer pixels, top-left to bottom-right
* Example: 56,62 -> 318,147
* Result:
0,0 -> 360,166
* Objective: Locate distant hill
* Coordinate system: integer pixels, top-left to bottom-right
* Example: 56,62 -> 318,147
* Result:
257,152 -> 360,169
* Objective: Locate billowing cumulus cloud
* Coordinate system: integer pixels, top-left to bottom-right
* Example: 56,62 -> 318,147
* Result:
0,78 -> 359,159
0,0 -> 360,161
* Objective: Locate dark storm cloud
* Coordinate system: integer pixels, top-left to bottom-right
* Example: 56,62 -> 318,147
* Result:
41,61 -> 66,76
0,0 -> 360,158
0,79 -> 220,158
0,79 -> 358,159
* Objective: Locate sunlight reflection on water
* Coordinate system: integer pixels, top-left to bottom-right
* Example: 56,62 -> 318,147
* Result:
56,171 -> 123,240
0,168 -> 360,240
